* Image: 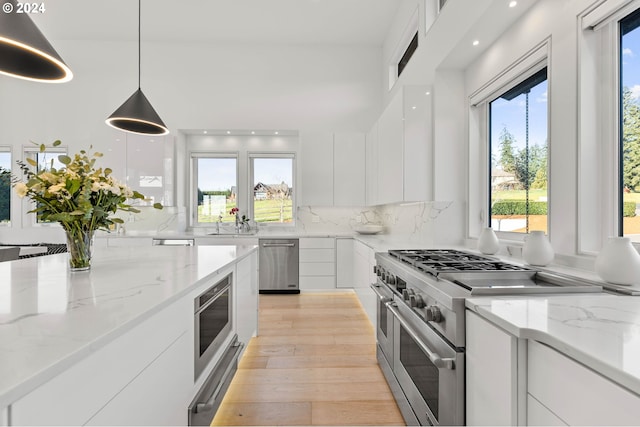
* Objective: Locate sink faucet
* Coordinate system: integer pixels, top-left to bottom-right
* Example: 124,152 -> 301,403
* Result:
216,215 -> 222,234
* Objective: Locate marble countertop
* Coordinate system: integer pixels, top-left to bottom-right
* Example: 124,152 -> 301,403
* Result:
466,293 -> 640,395
0,244 -> 257,408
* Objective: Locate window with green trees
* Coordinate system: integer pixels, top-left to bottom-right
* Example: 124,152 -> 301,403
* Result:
489,67 -> 548,234
0,150 -> 10,224
192,156 -> 238,225
620,8 -> 640,238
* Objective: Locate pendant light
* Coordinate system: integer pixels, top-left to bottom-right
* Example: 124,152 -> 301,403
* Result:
106,0 -> 168,136
0,0 -> 73,82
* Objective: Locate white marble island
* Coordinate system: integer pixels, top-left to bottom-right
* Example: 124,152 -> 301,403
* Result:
0,245 -> 258,426
465,293 -> 640,425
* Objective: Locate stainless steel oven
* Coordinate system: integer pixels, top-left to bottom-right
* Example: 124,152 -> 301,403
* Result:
371,277 -> 394,364
194,272 -> 233,379
388,300 -> 464,426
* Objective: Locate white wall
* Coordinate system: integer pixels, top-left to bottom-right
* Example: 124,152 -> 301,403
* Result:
0,39 -> 382,242
464,0 -> 597,259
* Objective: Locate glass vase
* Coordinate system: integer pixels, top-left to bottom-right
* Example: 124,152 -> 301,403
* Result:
65,228 -> 93,271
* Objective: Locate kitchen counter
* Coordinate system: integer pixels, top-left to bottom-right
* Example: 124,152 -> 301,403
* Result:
466,293 -> 640,395
0,244 -> 257,408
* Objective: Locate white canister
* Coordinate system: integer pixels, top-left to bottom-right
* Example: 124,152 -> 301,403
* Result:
477,227 -> 499,255
595,237 -> 640,286
522,230 -> 554,266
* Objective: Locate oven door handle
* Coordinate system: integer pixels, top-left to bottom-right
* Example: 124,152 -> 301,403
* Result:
370,284 -> 392,303
386,302 -> 455,370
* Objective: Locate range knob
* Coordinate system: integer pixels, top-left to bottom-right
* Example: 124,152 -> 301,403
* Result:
377,267 -> 385,277
402,288 -> 415,301
386,274 -> 396,286
409,294 -> 425,309
425,305 -> 443,323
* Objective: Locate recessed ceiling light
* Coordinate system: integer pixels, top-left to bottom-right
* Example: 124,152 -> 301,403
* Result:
472,40 -> 480,46
226,130 -> 231,134
251,131 -> 255,135
509,1 -> 517,7
412,106 -> 417,110
275,131 -> 279,135
425,91 -> 431,95
203,130 -> 207,134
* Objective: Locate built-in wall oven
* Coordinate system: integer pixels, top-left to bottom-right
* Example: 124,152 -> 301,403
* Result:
194,272 -> 233,379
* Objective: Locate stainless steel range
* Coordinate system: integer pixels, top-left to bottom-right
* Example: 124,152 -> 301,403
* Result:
371,248 -> 602,426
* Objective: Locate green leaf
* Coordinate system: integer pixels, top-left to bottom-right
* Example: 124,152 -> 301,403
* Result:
26,158 -> 37,167
58,155 -> 72,165
52,140 -> 62,147
153,203 -> 163,210
111,218 -> 124,224
39,144 -> 46,152
104,168 -> 112,175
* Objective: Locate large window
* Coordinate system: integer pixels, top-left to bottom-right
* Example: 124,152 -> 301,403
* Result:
250,155 -> 294,224
192,155 -> 238,225
489,67 -> 548,234
620,8 -> 640,238
0,149 -> 11,224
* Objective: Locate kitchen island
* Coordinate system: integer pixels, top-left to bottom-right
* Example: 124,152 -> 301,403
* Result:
0,244 -> 258,426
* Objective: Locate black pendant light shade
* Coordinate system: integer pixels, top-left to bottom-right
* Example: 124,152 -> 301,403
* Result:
0,0 -> 72,82
106,0 -> 168,136
106,88 -> 169,135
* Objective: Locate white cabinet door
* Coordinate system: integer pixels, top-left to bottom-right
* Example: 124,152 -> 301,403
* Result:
365,122 -> 378,205
465,310 -> 519,426
334,133 -> 365,206
336,238 -> 355,288
85,333 -> 191,426
300,132 -> 334,206
528,340 -> 640,426
403,85 -> 433,202
107,237 -> 153,247
527,394 -> 567,426
377,91 -> 404,204
235,252 -> 258,344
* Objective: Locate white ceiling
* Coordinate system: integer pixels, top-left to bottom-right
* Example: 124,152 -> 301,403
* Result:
30,0 -> 402,46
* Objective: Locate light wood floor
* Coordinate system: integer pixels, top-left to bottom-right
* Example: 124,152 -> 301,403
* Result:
211,292 -> 405,426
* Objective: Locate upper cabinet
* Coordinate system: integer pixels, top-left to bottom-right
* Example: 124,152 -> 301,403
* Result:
367,85 -> 432,205
300,132 -> 365,207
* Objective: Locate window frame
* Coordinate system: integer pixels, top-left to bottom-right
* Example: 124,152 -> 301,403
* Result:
248,152 -> 296,227
190,151 -> 239,228
578,0 -> 640,251
0,146 -> 12,226
468,40 -> 550,243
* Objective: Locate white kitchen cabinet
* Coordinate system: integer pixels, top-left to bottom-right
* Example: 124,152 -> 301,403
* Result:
403,85 -> 433,202
300,132 -> 334,206
10,297 -> 190,426
465,310 -> 521,426
1,406 -> 7,426
333,133 -> 365,206
299,238 -> 335,290
195,236 -> 259,246
85,332 -> 191,426
527,394 -> 567,426
106,236 -> 153,247
528,340 -> 640,426
235,251 -> 258,344
353,240 -> 375,288
336,238 -> 355,288
376,90 -> 404,205
365,122 -> 378,205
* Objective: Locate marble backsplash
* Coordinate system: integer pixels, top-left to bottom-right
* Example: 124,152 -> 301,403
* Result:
296,201 -> 464,245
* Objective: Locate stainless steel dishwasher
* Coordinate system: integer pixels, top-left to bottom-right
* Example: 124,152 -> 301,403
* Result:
258,238 -> 299,294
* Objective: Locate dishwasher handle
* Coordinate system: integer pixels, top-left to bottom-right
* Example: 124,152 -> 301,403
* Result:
262,242 -> 296,247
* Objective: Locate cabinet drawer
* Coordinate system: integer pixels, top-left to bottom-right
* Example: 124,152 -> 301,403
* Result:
299,238 -> 335,249
527,394 -> 567,426
300,262 -> 335,276
528,340 -> 640,425
299,248 -> 335,263
107,237 -> 153,247
300,276 -> 336,289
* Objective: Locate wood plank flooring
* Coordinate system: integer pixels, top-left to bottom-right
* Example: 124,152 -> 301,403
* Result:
211,292 -> 405,426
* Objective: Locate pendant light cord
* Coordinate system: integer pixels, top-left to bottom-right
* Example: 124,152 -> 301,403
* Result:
138,0 -> 141,89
